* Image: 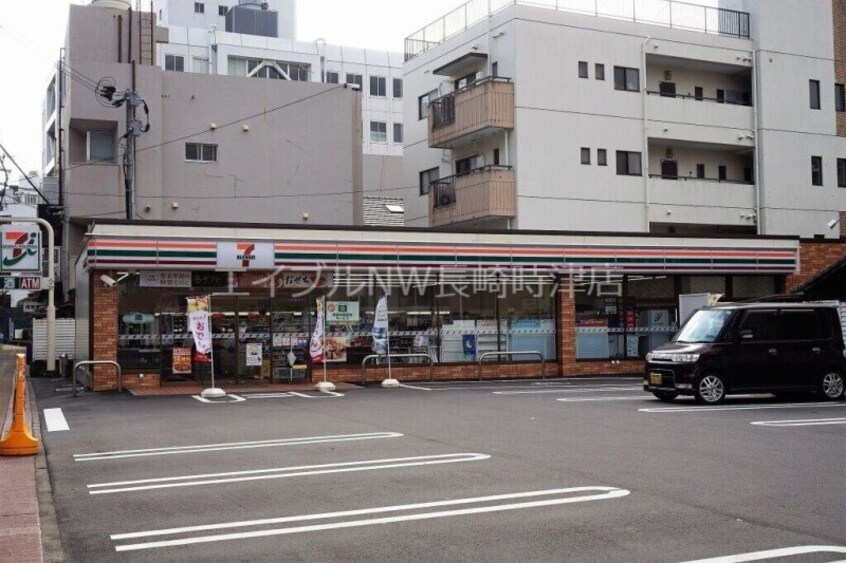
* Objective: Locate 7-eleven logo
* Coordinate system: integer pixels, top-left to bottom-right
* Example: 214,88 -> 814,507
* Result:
236,243 -> 257,268
2,230 -> 39,270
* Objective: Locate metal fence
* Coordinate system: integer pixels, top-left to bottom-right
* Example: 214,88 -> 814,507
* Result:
405,0 -> 750,60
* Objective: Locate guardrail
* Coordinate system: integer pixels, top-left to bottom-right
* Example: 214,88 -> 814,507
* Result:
361,354 -> 435,385
478,351 -> 545,381
73,361 -> 122,397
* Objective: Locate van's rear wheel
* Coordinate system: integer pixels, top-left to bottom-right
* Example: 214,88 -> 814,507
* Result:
694,374 -> 726,405
820,371 -> 844,400
652,391 -> 678,402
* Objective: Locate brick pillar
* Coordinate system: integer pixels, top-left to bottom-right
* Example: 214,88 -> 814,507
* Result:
833,0 -> 846,136
556,277 -> 577,377
91,271 -> 119,391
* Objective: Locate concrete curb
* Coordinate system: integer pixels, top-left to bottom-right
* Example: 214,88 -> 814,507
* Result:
28,378 -> 67,562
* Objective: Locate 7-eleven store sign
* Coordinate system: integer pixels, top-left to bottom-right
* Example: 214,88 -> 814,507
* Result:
216,242 -> 275,270
0,226 -> 41,272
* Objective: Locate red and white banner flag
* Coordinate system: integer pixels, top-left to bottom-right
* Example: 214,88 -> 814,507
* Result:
189,311 -> 212,357
310,297 -> 325,364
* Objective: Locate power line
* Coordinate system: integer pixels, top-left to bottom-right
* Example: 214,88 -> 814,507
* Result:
62,84 -> 347,173
0,142 -> 53,205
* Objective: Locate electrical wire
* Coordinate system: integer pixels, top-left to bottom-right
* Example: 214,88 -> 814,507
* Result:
62,85 -> 346,173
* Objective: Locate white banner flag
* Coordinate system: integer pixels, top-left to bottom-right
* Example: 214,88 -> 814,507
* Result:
189,311 -> 212,356
310,297 -> 325,363
372,295 -> 389,355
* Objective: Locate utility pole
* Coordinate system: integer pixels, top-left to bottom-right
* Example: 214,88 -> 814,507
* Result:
123,90 -> 144,221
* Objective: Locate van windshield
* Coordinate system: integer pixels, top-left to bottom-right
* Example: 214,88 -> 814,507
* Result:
675,309 -> 734,344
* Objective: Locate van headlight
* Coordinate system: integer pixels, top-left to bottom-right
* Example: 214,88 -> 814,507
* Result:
647,353 -> 699,363
669,353 -> 700,363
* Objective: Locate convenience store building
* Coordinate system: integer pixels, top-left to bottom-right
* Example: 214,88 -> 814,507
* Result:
73,219 -> 800,391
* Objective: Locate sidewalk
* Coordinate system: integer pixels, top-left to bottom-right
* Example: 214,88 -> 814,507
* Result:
0,347 -> 44,563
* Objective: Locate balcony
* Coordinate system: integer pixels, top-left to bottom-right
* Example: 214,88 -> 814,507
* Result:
647,91 -> 755,146
648,175 -> 757,226
428,77 -> 514,149
430,165 -> 516,227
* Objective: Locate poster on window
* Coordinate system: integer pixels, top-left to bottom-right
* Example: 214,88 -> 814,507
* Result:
324,336 -> 349,363
245,343 -> 263,367
172,347 -> 193,374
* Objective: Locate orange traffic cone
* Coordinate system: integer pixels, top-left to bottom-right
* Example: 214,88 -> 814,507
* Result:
0,353 -> 40,456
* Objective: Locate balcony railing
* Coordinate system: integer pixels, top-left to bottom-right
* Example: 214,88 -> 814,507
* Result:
406,0 -> 751,61
430,165 -> 516,227
646,90 -> 752,106
648,174 -> 753,185
428,77 -> 514,149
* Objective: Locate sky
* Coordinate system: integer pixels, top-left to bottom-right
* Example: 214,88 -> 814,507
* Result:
0,0 -> 463,178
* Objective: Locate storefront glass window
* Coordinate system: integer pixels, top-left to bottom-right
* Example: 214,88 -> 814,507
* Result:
732,276 -> 777,300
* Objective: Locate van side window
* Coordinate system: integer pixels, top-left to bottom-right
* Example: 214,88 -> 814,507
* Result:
778,310 -> 820,341
738,310 -> 778,341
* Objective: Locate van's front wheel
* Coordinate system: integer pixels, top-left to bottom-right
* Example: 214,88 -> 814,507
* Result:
820,371 -> 844,400
694,374 -> 726,405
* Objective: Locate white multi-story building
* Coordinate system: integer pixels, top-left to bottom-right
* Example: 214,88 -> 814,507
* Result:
153,0 -> 405,196
403,0 -> 846,239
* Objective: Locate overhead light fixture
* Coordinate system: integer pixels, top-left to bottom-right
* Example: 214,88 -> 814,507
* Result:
827,219 -> 840,230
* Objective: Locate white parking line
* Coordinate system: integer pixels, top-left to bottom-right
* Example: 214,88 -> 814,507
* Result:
640,403 -> 846,414
557,397 -> 646,403
88,453 -> 490,495
398,383 -> 434,391
394,383 -> 632,392
680,545 -> 846,562
494,387 -> 642,396
73,432 -> 403,462
111,486 -> 630,552
191,394 -> 246,404
43,408 -> 70,432
751,417 -> 846,427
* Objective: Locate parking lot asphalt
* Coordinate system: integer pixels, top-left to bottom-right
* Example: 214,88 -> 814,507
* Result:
32,377 -> 846,562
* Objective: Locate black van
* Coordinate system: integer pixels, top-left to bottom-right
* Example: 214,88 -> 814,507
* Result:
644,303 -> 846,404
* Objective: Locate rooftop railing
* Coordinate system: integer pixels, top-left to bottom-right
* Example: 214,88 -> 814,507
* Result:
405,0 -> 751,61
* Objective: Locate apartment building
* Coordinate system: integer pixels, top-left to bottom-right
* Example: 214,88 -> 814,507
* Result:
42,0 -> 364,293
151,0 -> 405,200
403,0 -> 846,239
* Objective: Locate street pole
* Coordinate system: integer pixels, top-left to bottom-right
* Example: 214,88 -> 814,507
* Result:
124,89 -> 136,221
0,218 -> 56,374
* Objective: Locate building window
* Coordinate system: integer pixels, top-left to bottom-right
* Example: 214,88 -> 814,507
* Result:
810,79 -> 821,110
694,86 -> 704,101
716,89 -> 725,103
393,78 -> 403,99
696,164 -> 706,178
165,54 -> 184,72
393,123 -> 403,144
580,147 -> 591,165
418,89 -> 438,120
616,151 -> 642,176
346,73 -> 363,90
325,71 -> 339,84
192,57 -> 209,74
838,158 -> 846,187
86,131 -> 115,163
812,156 -> 823,186
614,66 -> 639,92
578,61 -> 589,79
370,76 -> 387,97
491,62 -> 499,77
419,167 -> 439,196
836,84 -> 845,112
595,63 -> 605,81
218,5 -> 227,16
718,165 -> 727,181
370,121 -> 387,143
194,2 -> 204,13
744,167 -> 753,184
597,149 -> 607,166
228,57 -> 310,81
185,143 -> 217,163
455,72 -> 481,90
493,148 -> 500,166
